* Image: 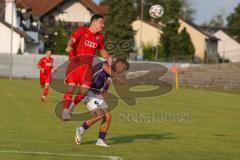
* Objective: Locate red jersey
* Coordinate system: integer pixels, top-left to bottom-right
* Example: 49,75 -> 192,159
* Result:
69,27 -> 105,63
38,56 -> 54,75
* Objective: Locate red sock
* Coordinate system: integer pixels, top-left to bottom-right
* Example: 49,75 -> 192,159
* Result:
43,88 -> 49,97
74,93 -> 85,106
63,90 -> 73,109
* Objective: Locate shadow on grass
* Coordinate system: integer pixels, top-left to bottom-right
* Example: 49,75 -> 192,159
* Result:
83,133 -> 175,145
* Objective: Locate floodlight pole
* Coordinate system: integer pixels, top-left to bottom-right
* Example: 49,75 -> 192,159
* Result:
139,0 -> 144,59
9,0 -> 15,80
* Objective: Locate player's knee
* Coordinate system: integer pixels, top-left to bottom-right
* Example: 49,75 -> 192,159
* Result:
66,85 -> 75,93
105,113 -> 111,122
79,87 -> 88,95
94,109 -> 105,119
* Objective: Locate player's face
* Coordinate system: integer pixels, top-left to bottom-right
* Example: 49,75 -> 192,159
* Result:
94,18 -> 104,32
115,62 -> 128,74
45,51 -> 52,58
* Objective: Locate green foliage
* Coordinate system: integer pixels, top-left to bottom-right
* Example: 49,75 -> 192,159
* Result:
180,0 -> 196,21
135,0 -> 164,23
143,45 -> 156,60
227,4 -> 240,38
160,0 -> 195,60
205,13 -> 225,28
44,21 -> 69,55
179,28 -> 195,56
101,0 -> 136,55
135,0 -> 195,22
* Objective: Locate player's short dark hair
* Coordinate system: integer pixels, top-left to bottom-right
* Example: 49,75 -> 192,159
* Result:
45,49 -> 52,54
90,14 -> 104,24
112,58 -> 130,72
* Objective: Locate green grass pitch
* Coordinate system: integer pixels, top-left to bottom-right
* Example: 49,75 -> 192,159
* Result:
0,79 -> 240,160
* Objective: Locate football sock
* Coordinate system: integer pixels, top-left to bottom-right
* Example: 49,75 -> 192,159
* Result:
79,121 -> 89,134
43,88 -> 49,97
74,93 -> 85,105
98,131 -> 107,140
63,90 -> 73,109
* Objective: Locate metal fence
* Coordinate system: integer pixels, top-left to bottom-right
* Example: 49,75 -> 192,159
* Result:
0,54 -> 68,78
0,54 -> 240,90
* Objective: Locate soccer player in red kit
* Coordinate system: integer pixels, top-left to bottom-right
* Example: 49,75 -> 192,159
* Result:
62,14 -> 112,120
37,50 -> 54,101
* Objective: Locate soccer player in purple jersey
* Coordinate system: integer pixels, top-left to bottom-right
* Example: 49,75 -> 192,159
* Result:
73,58 -> 129,147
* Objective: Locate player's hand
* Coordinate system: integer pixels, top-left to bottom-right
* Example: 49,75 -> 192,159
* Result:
66,46 -> 73,53
40,68 -> 44,73
107,55 -> 113,66
51,68 -> 56,73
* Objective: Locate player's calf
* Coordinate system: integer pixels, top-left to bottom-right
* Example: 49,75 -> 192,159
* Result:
96,111 -> 111,147
75,108 -> 104,145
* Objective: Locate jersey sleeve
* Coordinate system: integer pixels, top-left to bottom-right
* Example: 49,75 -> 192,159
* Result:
71,27 -> 84,39
98,35 -> 105,50
38,58 -> 44,68
103,78 -> 111,92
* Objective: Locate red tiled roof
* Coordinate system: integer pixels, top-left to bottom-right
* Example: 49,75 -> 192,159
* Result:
98,5 -> 109,14
16,0 -> 63,16
15,0 -> 108,17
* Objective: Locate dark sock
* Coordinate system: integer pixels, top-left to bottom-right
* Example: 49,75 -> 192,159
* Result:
82,121 -> 89,130
98,132 -> 107,140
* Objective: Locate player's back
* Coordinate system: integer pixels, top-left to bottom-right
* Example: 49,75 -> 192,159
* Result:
91,61 -> 110,91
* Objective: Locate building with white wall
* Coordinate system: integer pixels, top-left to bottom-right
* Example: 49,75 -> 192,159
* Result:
214,30 -> 240,62
132,18 -> 219,61
0,0 -> 40,54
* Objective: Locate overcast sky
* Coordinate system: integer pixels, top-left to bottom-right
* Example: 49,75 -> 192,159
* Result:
94,0 -> 240,25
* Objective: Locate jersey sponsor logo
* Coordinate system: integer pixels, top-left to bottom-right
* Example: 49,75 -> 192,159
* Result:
96,36 -> 100,41
45,63 -> 52,67
84,40 -> 97,48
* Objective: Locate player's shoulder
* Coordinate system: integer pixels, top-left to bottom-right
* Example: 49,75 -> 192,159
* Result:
75,26 -> 87,33
40,56 -> 46,61
96,32 -> 104,38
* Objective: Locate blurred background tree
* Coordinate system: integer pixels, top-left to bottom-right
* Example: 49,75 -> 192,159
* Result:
43,21 -> 69,55
100,0 -> 136,55
100,0 -> 195,60
203,12 -> 225,28
159,0 -> 195,60
227,4 -> 240,41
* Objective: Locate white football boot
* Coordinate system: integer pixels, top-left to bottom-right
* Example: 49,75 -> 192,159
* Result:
75,128 -> 82,145
96,139 -> 109,147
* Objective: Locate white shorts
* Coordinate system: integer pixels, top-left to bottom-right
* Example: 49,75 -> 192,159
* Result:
83,90 -> 108,111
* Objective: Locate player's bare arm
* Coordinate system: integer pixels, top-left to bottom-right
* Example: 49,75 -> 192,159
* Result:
100,49 -> 112,65
66,37 -> 77,52
102,79 -> 111,98
37,64 -> 44,73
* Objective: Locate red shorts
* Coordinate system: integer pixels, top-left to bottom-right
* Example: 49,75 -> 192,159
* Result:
40,73 -> 51,85
65,64 -> 92,88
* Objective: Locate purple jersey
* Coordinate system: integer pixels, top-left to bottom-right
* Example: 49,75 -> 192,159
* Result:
92,61 -> 110,91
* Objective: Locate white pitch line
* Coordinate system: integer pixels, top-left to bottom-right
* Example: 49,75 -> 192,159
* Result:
0,150 -> 122,160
